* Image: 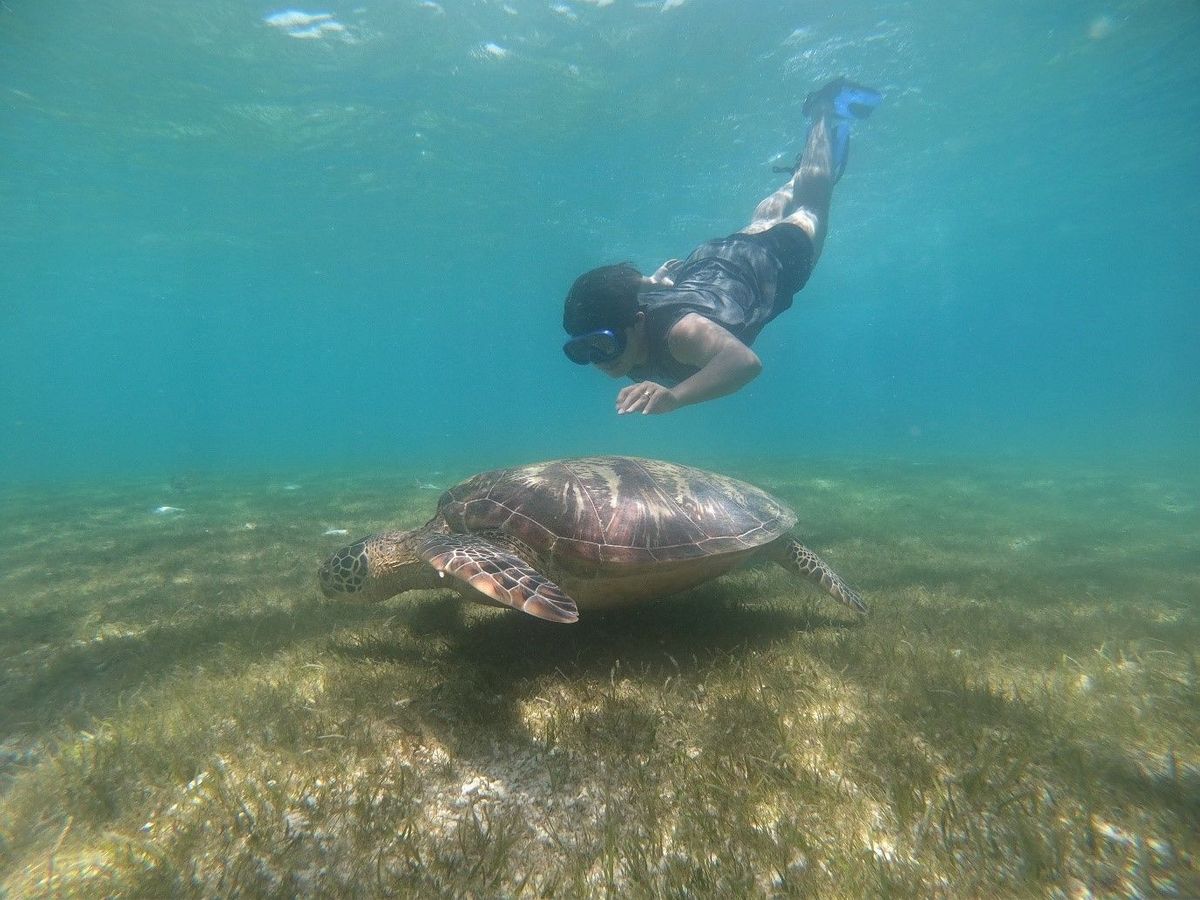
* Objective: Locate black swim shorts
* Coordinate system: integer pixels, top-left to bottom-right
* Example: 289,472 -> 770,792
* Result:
649,222 -> 815,340
739,222 -> 815,303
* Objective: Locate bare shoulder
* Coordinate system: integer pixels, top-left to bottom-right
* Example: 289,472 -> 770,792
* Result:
666,313 -> 741,364
667,313 -> 735,342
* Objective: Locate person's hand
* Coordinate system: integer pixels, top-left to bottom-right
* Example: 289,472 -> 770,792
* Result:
617,381 -> 681,415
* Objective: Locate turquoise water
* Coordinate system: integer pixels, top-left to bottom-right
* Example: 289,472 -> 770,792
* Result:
1,0 -> 1198,482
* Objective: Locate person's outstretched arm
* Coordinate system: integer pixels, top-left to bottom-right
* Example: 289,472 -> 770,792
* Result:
617,313 -> 761,415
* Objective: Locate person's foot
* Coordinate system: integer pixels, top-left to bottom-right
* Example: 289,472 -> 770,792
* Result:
803,77 -> 882,120
796,78 -> 882,184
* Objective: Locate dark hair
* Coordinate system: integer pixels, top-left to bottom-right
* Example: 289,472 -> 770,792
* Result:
562,263 -> 643,336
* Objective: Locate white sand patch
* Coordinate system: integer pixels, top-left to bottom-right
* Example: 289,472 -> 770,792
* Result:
403,742 -> 605,848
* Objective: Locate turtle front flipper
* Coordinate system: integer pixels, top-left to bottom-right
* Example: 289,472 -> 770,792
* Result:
418,533 -> 580,623
769,537 -> 868,615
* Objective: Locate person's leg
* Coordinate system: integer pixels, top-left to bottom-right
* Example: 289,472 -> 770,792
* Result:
744,114 -> 836,258
743,78 -> 881,263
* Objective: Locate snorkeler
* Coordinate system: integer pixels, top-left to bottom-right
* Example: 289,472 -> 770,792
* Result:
562,77 -> 881,416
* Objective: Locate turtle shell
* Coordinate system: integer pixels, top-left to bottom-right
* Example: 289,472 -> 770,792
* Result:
433,456 -> 797,570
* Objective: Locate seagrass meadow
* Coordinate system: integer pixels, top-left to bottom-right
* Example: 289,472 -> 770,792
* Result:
1,456 -> 1196,897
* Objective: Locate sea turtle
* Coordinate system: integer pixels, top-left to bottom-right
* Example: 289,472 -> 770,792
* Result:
318,456 -> 866,623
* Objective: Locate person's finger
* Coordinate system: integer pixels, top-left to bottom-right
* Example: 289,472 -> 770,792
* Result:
616,385 -> 639,410
619,385 -> 653,414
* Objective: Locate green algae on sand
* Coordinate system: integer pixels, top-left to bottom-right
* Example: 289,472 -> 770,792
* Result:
1,458 -> 1197,897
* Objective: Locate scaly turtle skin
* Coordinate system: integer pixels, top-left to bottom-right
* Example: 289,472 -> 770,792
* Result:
318,456 -> 866,623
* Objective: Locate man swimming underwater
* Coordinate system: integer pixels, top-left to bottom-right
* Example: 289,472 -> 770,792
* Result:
562,77 -> 882,415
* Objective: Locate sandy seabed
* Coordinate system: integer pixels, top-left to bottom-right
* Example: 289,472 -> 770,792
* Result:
1,456 -> 1197,897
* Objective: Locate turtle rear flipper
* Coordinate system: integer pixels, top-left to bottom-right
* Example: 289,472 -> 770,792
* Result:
769,537 -> 868,615
418,532 -> 579,623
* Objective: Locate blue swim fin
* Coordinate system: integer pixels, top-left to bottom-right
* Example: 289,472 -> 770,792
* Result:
803,77 -> 882,121
803,77 -> 882,182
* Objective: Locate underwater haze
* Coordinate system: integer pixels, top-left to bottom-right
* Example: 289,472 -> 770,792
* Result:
3,1 -> 1200,897
2,0 -> 1197,479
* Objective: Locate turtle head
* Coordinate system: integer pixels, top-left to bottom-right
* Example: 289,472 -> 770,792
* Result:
318,529 -> 437,602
